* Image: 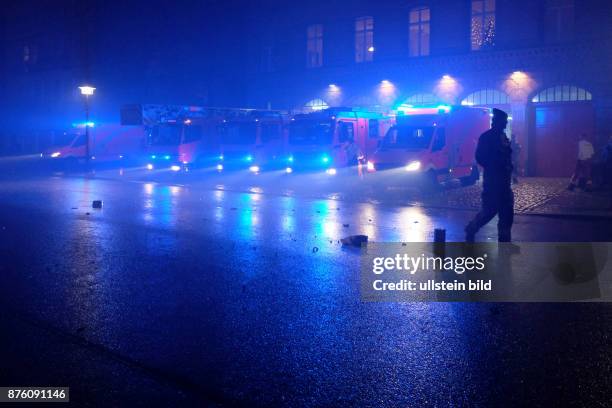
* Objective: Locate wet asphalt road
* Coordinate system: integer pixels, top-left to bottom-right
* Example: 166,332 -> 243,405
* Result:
1,169 -> 612,407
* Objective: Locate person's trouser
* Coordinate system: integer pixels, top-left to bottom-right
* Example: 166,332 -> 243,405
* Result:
466,188 -> 514,242
569,159 -> 592,188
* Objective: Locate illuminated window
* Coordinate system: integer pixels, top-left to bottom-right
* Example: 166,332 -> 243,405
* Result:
307,24 -> 323,68
461,89 -> 510,106
545,0 -> 574,43
305,99 -> 329,111
403,93 -> 438,105
409,7 -> 430,57
532,85 -> 592,103
471,0 -> 495,50
355,16 -> 374,63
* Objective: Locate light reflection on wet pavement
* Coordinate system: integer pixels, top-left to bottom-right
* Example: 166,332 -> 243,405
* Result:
1,173 -> 611,406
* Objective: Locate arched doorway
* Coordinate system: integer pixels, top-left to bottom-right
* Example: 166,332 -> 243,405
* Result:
530,85 -> 594,177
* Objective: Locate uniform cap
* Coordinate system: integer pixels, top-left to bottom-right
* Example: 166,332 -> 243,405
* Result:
492,108 -> 508,120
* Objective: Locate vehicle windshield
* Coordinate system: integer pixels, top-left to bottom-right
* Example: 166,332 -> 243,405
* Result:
382,126 -> 434,149
70,134 -> 87,147
183,125 -> 202,143
220,122 -> 257,145
288,120 -> 333,145
151,124 -> 182,146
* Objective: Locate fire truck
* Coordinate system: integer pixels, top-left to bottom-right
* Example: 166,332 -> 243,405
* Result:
121,104 -> 226,171
366,105 -> 491,185
215,109 -> 288,173
284,108 -> 394,174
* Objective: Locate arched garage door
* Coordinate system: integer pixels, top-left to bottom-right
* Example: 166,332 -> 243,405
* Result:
531,85 -> 594,177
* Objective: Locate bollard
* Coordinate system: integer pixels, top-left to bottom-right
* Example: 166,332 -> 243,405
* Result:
433,228 -> 446,258
434,228 -> 446,243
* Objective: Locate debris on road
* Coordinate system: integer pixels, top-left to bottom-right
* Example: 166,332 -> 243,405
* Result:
341,235 -> 368,247
92,200 -> 103,209
343,223 -> 349,228
312,247 -> 319,253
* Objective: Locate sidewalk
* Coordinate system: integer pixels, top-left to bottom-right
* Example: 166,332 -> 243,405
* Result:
526,187 -> 612,219
427,178 -> 612,219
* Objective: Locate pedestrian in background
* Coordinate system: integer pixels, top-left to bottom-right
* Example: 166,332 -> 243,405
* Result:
568,134 -> 594,191
510,134 -> 521,184
465,108 -> 514,242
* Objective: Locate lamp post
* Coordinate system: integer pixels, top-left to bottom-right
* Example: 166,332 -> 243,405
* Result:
79,85 -> 95,161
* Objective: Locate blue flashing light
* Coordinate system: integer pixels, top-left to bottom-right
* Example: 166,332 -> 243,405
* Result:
322,155 -> 330,164
151,155 -> 157,159
288,156 -> 294,163
72,121 -> 95,128
164,155 -> 171,160
246,155 -> 253,162
436,105 -> 452,113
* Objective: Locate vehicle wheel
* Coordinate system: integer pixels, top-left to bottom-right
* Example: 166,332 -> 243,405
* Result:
460,165 -> 480,186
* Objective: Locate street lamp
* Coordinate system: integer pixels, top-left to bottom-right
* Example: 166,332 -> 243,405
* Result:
79,85 -> 95,161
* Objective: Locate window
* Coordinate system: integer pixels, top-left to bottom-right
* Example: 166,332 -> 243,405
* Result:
403,93 -> 438,105
409,7 -> 430,57
382,126 -> 434,149
431,128 -> 446,152
307,24 -> 323,68
355,16 -> 374,63
183,125 -> 202,143
71,134 -> 87,147
545,0 -> 574,43
471,0 -> 496,50
305,99 -> 328,111
152,124 -> 182,146
532,85 -> 592,103
461,89 -> 510,106
368,119 -> 379,139
338,122 -> 354,143
261,123 -> 282,142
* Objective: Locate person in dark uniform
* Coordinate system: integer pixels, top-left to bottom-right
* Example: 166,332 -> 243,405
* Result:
465,108 -> 514,242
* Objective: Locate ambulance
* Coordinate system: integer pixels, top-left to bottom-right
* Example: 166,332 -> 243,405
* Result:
366,105 -> 490,186
42,123 -> 145,165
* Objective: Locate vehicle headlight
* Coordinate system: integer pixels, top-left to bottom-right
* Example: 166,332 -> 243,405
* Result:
249,165 -> 260,173
216,164 -> 224,171
146,163 -> 154,170
170,165 -> 181,172
285,167 -> 293,173
50,152 -> 61,158
326,168 -> 337,175
366,161 -> 375,171
405,161 -> 421,172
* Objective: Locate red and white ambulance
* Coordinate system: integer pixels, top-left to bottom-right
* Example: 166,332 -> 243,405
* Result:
42,123 -> 145,164
366,105 -> 491,185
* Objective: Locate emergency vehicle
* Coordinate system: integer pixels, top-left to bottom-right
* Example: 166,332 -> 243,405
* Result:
42,123 -> 145,164
366,105 -> 490,185
121,104 -> 224,171
215,109 -> 287,173
285,108 -> 394,174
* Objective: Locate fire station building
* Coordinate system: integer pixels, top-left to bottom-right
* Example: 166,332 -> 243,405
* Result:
244,0 -> 612,177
